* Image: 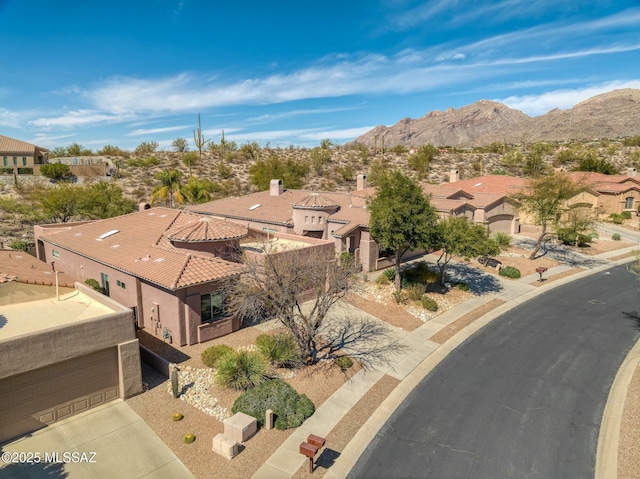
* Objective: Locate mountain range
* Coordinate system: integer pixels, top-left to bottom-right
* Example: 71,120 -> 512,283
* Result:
352,88 -> 640,148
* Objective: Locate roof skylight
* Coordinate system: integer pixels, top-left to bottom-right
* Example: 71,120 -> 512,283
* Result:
249,204 -> 262,211
98,229 -> 119,240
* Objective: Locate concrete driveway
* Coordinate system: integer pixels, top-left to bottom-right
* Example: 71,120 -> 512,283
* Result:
0,400 -> 194,479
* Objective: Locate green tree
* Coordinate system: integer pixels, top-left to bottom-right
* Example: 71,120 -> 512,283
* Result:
240,141 -> 260,160
50,146 -> 68,158
575,155 -> 617,174
182,151 -> 199,177
555,207 -> 598,246
40,163 -> 72,181
172,137 -> 188,152
98,145 -> 126,156
151,169 -> 185,208
78,181 -> 136,219
309,147 -> 331,176
67,143 -> 89,156
134,141 -> 159,156
320,138 -> 333,149
407,144 -> 438,179
249,154 -> 309,190
32,184 -> 82,223
435,217 -> 500,286
368,170 -> 440,290
183,177 -> 211,204
513,172 -> 582,259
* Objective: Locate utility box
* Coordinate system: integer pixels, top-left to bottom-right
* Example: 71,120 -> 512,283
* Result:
223,412 -> 257,443
212,433 -> 239,460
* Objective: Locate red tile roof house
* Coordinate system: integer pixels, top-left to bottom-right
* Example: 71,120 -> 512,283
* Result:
34,207 -> 251,346
187,178 -> 390,272
33,206 -> 334,346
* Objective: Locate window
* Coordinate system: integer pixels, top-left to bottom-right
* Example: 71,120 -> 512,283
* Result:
101,272 -> 110,297
117,280 -> 126,289
22,157 -> 27,166
201,292 -> 224,322
2,156 -> 7,167
625,197 -> 634,209
52,250 -> 60,258
12,156 -> 17,166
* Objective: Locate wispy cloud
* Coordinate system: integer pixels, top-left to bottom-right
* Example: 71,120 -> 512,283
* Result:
127,125 -> 189,136
245,105 -> 363,124
0,108 -> 20,128
498,80 -> 640,116
29,109 -> 136,129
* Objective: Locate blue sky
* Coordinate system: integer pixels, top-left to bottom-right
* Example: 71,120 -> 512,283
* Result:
1,0 -> 639,151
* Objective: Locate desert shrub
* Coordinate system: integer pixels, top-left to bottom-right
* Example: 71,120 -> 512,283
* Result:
9,240 -> 30,252
215,350 -> 269,390
421,295 -> 438,311
382,268 -> 396,281
621,211 -> 632,220
609,213 -> 624,225
392,290 -> 408,305
455,282 -> 470,291
339,251 -> 354,268
201,344 -> 234,368
256,332 -> 301,368
232,379 -> 315,430
499,266 -> 521,279
334,356 -> 354,370
183,433 -> 196,444
493,232 -> 511,250
405,283 -> 426,301
40,163 -> 71,180
612,233 -> 621,241
84,278 -> 105,294
172,412 -> 183,421
376,275 -> 390,286
402,262 -> 440,284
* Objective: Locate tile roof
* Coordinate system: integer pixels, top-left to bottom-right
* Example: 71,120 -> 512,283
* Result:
0,250 -> 75,287
165,215 -> 248,242
444,175 -> 527,196
38,208 -> 246,290
429,198 -> 471,212
292,193 -> 340,209
188,188 -> 369,239
0,135 -> 48,154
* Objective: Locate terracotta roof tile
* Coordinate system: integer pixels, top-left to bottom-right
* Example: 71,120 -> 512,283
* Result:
0,250 -> 75,287
38,208 -> 245,290
0,135 -> 48,154
292,193 -> 340,209
445,175 -> 526,195
165,216 -> 248,242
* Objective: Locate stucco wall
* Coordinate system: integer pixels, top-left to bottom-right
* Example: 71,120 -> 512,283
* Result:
0,283 -> 142,398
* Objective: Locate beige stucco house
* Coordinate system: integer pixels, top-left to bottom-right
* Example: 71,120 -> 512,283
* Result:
0,134 -> 48,172
0,253 -> 143,443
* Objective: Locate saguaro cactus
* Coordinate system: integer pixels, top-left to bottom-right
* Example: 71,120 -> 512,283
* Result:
193,113 -> 210,160
171,365 -> 179,398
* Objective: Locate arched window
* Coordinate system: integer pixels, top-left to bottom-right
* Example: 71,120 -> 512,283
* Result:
625,197 -> 634,209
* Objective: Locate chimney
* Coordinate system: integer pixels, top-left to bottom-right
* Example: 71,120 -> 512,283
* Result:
450,169 -> 459,183
139,202 -> 151,211
627,167 -> 637,178
357,174 -> 367,191
270,179 -> 283,196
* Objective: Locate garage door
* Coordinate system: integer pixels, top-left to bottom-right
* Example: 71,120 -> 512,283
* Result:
488,214 -> 513,233
0,348 -> 119,443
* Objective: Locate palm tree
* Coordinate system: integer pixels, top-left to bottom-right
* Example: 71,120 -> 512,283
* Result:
184,177 -> 211,204
151,170 -> 185,208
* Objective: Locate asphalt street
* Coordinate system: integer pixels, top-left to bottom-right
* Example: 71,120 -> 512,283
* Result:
348,264 -> 640,479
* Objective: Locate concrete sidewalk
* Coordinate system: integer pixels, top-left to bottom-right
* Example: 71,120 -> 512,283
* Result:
252,244 -> 639,479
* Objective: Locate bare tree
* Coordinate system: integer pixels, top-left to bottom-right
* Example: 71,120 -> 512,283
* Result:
227,240 -> 404,368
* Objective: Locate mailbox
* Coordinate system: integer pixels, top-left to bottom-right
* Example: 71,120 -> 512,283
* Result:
536,267 -> 548,282
307,434 -> 326,449
300,442 -> 318,458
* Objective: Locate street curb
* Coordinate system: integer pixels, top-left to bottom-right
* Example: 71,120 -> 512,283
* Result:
324,254 -> 638,479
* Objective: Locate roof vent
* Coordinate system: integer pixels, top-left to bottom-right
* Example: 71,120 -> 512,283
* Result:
111,244 -> 120,249
249,203 -> 262,211
154,258 -> 165,263
98,229 -> 119,240
474,182 -> 482,187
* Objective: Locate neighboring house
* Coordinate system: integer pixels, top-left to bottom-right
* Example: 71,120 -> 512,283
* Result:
0,134 -> 48,172
33,205 -> 332,345
0,252 -> 143,443
187,177 -> 386,272
564,170 -> 640,215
